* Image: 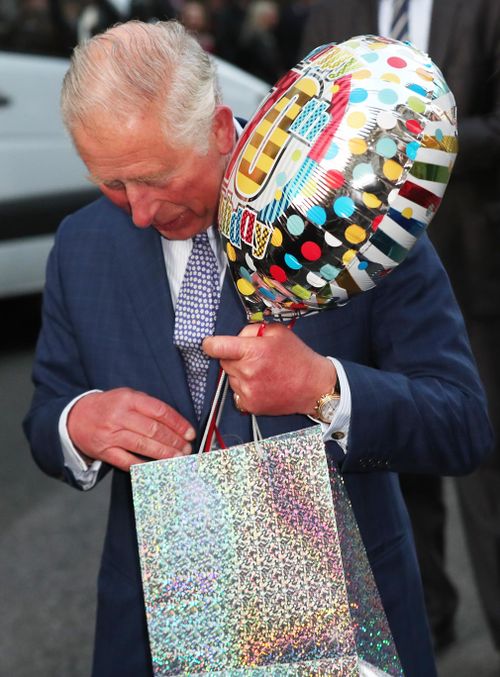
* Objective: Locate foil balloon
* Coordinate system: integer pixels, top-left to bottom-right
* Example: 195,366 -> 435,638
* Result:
218,35 -> 458,321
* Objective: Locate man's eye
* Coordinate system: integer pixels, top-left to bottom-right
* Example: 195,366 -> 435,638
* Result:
103,181 -> 125,191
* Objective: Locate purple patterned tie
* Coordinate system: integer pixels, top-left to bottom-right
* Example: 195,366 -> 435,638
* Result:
173,232 -> 220,419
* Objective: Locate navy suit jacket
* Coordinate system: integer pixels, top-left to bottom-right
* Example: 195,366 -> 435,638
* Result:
24,197 -> 492,677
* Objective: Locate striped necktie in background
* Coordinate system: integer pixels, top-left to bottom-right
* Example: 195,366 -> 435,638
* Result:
390,0 -> 410,42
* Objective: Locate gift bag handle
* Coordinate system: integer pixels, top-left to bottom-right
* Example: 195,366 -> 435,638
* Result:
199,320 -> 295,453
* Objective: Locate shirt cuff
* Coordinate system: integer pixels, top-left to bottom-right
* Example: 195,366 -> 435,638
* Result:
58,390 -> 103,491
311,357 -> 351,453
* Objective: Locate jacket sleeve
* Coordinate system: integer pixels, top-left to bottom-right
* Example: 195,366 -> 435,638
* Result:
23,218 -> 110,489
341,236 -> 493,475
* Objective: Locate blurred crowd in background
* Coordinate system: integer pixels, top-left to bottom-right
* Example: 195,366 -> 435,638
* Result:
0,0 -> 315,83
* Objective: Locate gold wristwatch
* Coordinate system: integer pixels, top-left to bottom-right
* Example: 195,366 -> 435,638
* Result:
312,381 -> 341,423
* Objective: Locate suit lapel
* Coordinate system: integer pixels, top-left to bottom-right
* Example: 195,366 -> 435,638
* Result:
119,224 -> 195,421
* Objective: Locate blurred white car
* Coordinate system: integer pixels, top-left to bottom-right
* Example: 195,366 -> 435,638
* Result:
0,51 -> 269,297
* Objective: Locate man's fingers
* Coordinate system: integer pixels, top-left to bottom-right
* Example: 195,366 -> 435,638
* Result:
101,447 -> 147,473
203,336 -> 252,361
112,429 -> 192,461
123,412 -> 193,454
130,391 -> 196,441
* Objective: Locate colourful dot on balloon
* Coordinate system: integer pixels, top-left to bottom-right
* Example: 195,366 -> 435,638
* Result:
358,260 -> 369,270
383,159 -> 403,181
334,196 -> 355,218
435,128 -> 444,142
408,95 -> 426,113
402,207 -> 413,219
237,278 -> 255,296
269,264 -> 287,283
326,169 -> 345,188
325,143 -> 339,159
301,241 -> 322,261
347,111 -> 367,129
372,214 -> 384,231
381,72 -> 400,83
388,188 -> 399,204
291,149 -> 302,162
239,266 -> 252,282
407,83 -> 427,97
406,119 -> 423,134
417,67 -> 434,81
352,162 -> 373,181
345,224 -> 366,244
286,214 -> 305,236
352,69 -> 371,80
303,178 -> 318,198
245,253 -> 257,271
284,253 -> 302,270
307,205 -> 326,226
329,83 -> 340,94
276,172 -> 287,187
350,88 -> 368,103
320,263 -> 340,280
378,88 -> 398,105
406,141 -> 420,160
271,227 -> 283,247
349,137 -> 367,155
363,192 -> 382,208
377,110 -> 397,129
387,56 -> 407,69
324,231 -> 342,247
226,242 -> 236,261
259,286 -> 277,300
291,284 -> 311,300
274,189 -> 283,200
362,51 -> 379,63
342,249 -> 357,265
306,271 -> 326,288
376,137 -> 398,158
370,41 -> 387,50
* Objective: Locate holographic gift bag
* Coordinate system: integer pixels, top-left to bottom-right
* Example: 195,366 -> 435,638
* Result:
131,426 -> 404,676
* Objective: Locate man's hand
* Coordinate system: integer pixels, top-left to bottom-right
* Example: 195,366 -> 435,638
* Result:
203,323 -> 337,416
67,388 -> 196,472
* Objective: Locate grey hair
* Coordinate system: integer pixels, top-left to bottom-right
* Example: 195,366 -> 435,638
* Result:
61,20 -> 222,151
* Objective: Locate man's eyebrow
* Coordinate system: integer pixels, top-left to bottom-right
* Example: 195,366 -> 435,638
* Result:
86,171 -> 170,185
86,174 -> 102,185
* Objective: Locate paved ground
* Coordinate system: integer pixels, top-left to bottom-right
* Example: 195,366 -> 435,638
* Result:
1,296 -> 498,676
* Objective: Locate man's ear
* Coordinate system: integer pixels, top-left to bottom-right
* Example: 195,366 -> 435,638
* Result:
212,105 -> 237,155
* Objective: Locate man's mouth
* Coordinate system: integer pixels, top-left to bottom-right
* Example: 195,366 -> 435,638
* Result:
154,211 -> 188,231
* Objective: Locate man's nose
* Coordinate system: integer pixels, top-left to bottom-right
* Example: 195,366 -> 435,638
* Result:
126,184 -> 156,228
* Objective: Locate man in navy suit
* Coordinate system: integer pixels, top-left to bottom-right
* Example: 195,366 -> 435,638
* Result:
24,20 -> 492,677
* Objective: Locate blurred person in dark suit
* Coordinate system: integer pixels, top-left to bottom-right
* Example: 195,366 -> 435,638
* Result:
210,0 -> 248,65
180,0 -> 215,51
275,0 -> 314,71
236,0 -> 283,82
301,0 -> 500,655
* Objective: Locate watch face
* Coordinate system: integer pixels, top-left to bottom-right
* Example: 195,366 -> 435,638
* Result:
319,395 -> 340,422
